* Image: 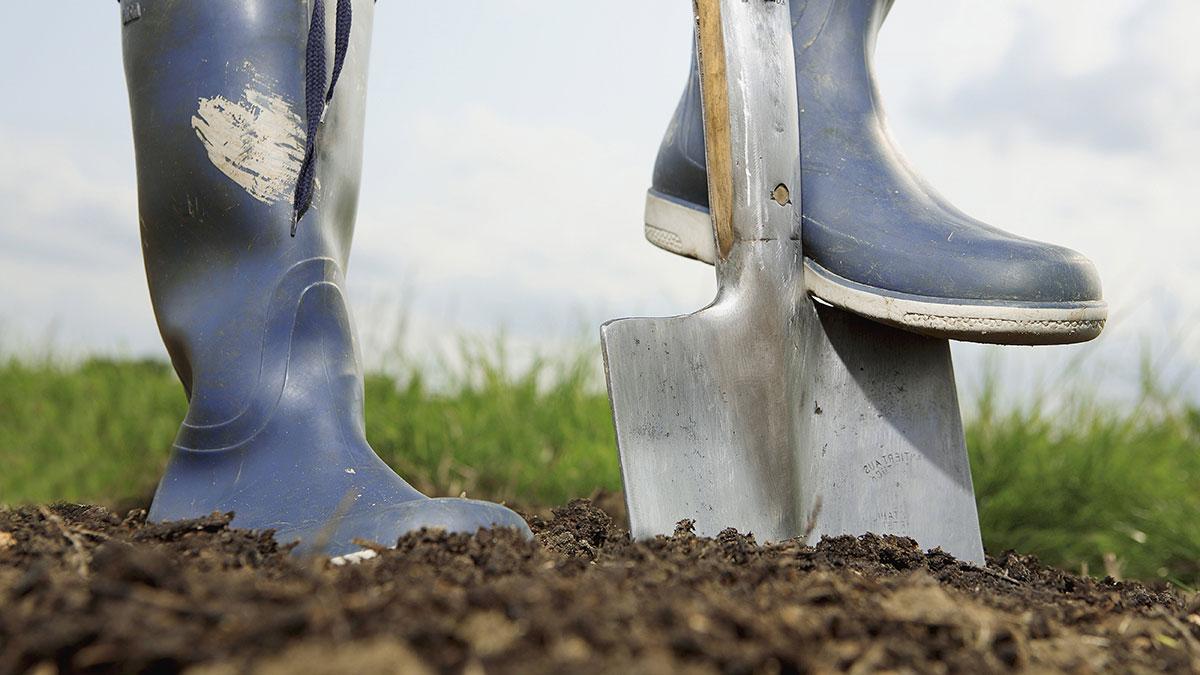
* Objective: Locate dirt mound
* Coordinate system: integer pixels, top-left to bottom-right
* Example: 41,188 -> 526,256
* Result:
2,499 -> 1198,674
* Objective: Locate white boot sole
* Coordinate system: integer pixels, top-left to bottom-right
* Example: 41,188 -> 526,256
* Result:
644,190 -> 1107,345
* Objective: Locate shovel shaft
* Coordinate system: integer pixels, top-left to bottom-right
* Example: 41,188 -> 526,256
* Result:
693,0 -> 734,260
603,0 -> 809,543
694,0 -> 801,264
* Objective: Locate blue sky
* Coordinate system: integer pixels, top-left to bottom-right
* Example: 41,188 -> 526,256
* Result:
1,1 -> 1197,402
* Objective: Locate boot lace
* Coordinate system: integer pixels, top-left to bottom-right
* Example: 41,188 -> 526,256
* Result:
293,0 -> 354,235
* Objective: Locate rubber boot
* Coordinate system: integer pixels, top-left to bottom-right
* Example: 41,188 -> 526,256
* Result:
645,0 -> 1106,345
120,0 -> 530,557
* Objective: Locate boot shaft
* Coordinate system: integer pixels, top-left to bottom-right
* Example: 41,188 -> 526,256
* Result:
123,0 -> 373,255
791,0 -> 891,59
122,0 -> 374,430
653,0 -> 891,203
791,0 -> 892,125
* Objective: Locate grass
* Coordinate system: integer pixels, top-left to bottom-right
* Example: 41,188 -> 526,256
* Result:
0,344 -> 622,511
1,346 -> 1198,586
967,359 -> 1200,586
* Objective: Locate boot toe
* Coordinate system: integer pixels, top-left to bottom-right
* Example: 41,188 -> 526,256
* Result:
1019,244 -> 1104,305
302,498 -> 533,557
932,237 -> 1103,305
925,239 -> 1099,305
800,199 -> 1103,306
388,497 -> 534,539
804,220 -> 1108,344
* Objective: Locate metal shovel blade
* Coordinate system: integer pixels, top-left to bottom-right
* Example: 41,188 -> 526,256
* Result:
604,297 -> 986,563
601,241 -> 810,543
602,0 -> 985,563
800,304 -> 985,562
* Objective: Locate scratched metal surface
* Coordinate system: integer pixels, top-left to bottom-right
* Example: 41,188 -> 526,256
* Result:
800,305 -> 984,563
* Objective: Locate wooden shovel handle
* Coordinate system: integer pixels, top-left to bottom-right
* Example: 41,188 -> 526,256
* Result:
694,0 -> 735,261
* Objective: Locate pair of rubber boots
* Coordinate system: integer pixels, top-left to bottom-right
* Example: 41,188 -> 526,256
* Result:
122,0 -> 1104,557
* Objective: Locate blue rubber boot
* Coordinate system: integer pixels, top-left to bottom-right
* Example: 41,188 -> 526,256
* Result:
120,0 -> 530,556
646,0 -> 1106,345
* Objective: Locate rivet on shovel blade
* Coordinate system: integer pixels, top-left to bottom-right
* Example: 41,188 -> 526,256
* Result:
772,184 -> 790,206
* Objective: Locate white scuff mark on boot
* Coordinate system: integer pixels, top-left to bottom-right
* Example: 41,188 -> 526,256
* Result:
330,549 -> 379,566
191,78 -> 306,205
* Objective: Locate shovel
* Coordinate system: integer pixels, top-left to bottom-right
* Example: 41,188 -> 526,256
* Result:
601,0 -> 985,564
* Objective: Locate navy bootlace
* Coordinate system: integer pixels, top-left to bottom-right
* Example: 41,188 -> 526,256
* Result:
292,0 -> 353,235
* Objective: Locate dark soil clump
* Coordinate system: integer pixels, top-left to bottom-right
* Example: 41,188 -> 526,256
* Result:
2,499 -> 1198,674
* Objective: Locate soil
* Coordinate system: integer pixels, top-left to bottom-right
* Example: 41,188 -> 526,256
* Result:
2,496 -> 1199,674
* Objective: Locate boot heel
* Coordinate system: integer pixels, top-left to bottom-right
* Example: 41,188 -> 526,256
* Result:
643,189 -> 717,264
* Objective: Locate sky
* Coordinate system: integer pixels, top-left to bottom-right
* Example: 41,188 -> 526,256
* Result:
1,1 -> 1197,403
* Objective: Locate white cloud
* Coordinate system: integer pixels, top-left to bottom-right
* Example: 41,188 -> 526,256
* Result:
0,130 -> 155,355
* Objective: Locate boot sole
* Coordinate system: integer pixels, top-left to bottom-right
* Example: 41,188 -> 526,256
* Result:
644,189 -> 1107,345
